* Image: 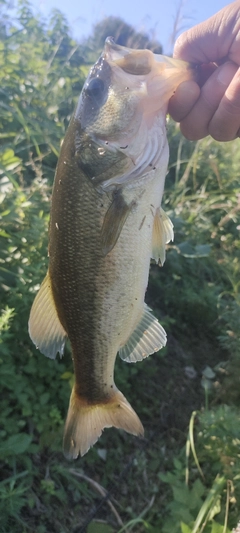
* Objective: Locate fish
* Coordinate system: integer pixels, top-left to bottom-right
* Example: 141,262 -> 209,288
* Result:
29,38 -> 194,459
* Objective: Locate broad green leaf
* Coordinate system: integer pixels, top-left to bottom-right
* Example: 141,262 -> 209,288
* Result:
202,366 -> 216,379
61,371 -> 73,380
0,433 -> 32,456
195,244 -> 211,257
172,486 -> 190,505
211,521 -> 231,533
0,149 -> 21,168
181,523 -> 192,533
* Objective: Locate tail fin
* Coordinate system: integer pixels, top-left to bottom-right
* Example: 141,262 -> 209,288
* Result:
63,386 -> 144,459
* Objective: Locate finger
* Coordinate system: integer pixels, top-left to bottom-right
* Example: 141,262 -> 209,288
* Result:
168,80 -> 200,122
208,67 -> 240,140
180,61 -> 238,140
168,64 -> 217,122
173,2 -> 240,65
197,63 -> 218,87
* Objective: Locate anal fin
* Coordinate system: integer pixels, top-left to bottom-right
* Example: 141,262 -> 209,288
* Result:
152,207 -> 174,266
28,271 -> 67,359
119,304 -> 166,363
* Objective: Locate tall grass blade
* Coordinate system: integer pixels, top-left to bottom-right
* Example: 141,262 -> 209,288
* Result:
188,411 -> 204,480
192,477 -> 226,533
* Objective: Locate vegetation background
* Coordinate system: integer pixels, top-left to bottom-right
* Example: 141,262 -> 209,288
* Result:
0,1 -> 240,532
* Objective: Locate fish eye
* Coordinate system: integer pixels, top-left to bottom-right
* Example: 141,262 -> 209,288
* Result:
85,77 -> 105,105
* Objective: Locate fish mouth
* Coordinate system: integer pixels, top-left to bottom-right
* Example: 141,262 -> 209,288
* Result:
103,36 -> 195,74
103,37 -> 196,107
77,38 -> 197,192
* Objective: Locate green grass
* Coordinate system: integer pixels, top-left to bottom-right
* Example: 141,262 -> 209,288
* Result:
0,2 -> 240,532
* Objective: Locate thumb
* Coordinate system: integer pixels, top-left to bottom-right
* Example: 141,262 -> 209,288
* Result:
173,1 -> 240,65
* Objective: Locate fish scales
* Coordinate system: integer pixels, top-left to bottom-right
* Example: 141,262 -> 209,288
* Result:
29,38 -> 194,458
50,146 -> 162,400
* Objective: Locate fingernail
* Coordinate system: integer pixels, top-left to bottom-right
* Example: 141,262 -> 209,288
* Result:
217,62 -> 237,85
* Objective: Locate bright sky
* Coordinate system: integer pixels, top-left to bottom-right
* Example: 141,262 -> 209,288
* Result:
29,0 -> 228,53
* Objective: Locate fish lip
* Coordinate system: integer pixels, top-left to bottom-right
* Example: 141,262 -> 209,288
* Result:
103,37 -> 197,80
103,37 -> 133,63
104,36 -> 131,55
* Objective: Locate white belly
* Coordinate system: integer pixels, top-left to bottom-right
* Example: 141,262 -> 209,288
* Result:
96,150 -> 168,360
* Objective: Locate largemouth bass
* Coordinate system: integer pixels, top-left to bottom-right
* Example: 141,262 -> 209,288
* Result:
29,38 -> 194,459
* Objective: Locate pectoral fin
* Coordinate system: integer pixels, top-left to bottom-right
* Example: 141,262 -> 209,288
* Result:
100,191 -> 134,255
152,207 -> 174,266
119,304 -> 166,363
28,271 -> 67,359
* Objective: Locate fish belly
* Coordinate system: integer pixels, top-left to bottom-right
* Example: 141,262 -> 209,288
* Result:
101,173 -> 165,353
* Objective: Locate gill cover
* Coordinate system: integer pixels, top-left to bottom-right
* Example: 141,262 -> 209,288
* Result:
75,38 -> 194,193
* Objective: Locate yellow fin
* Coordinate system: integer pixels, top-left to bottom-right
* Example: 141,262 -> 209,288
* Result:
119,304 -> 166,363
28,271 -> 67,359
152,207 -> 174,266
100,191 -> 134,255
63,386 -> 144,459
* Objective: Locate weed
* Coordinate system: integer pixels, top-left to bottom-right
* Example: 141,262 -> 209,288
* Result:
0,2 -> 240,532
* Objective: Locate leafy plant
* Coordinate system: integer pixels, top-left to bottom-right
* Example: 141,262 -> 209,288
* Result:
0,2 -> 240,532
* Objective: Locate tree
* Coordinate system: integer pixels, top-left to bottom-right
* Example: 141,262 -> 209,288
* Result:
87,16 -> 162,54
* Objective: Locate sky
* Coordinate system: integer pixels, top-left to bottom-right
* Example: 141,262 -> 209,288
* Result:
27,0 -> 228,54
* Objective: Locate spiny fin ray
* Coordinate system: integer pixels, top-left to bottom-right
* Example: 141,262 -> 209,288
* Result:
152,207 -> 174,266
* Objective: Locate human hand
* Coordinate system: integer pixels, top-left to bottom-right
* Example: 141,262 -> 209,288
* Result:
168,1 -> 240,141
